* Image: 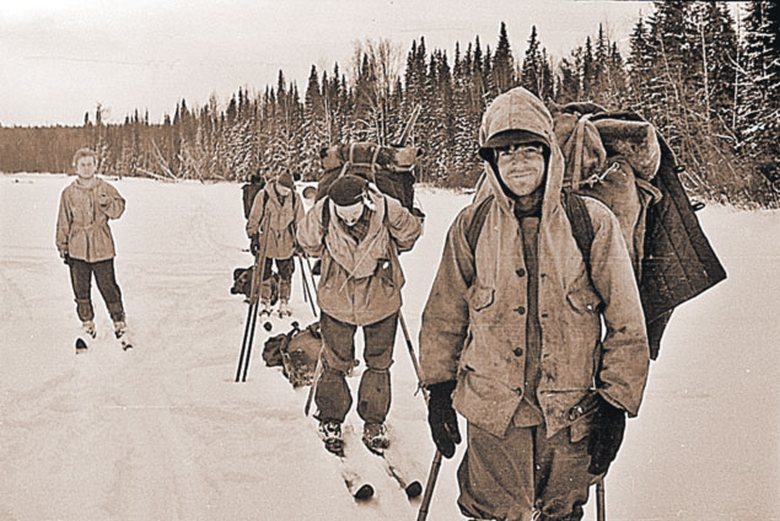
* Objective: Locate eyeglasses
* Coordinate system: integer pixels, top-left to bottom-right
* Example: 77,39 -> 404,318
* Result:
494,143 -> 544,159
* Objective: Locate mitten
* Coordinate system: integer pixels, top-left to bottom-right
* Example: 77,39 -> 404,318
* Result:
587,395 -> 626,475
426,380 -> 461,458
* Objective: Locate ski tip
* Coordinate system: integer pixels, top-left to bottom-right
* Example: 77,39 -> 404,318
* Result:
75,338 -> 88,352
354,484 -> 374,501
405,481 -> 423,499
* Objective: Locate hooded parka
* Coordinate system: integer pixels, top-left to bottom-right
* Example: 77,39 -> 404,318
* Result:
246,180 -> 305,260
297,188 -> 422,326
419,87 -> 650,439
56,177 -> 126,263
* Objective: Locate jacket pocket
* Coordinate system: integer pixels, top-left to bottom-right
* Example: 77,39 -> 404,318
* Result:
466,284 -> 495,313
568,392 -> 600,443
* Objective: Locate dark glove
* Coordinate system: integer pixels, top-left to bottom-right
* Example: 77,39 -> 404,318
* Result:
426,380 -> 461,459
62,253 -> 70,265
250,234 -> 261,256
587,395 -> 626,475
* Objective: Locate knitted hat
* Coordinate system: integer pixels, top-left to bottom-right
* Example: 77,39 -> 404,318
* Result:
277,171 -> 294,189
327,175 -> 368,206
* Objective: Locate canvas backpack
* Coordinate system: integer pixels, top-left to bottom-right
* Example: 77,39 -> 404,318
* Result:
316,142 -> 423,215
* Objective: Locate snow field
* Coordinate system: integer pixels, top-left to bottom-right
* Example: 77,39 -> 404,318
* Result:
0,174 -> 778,520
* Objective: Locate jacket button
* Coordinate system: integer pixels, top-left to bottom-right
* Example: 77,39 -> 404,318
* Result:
513,347 -> 524,357
515,268 -> 526,277
515,306 -> 526,315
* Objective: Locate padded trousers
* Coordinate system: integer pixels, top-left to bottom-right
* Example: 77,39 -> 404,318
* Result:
315,311 -> 398,424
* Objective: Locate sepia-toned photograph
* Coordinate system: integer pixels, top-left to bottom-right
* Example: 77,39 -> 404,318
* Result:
1,1 -> 778,519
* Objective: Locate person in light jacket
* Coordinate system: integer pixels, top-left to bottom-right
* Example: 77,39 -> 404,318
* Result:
246,171 -> 305,317
297,175 -> 423,453
56,148 -> 128,342
419,87 -> 650,521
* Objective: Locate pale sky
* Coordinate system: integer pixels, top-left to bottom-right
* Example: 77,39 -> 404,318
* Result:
1,0 -> 663,126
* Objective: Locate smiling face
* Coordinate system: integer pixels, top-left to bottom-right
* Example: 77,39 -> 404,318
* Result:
75,155 -> 97,180
495,142 -> 546,197
334,201 -> 364,227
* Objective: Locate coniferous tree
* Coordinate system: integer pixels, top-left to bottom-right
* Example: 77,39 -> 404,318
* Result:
520,26 -> 542,95
492,22 -> 516,94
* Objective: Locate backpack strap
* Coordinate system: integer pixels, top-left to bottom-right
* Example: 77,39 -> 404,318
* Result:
562,191 -> 595,278
465,195 -> 495,253
321,198 -> 331,244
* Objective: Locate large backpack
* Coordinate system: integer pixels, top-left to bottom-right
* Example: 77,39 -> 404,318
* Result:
550,103 -> 726,357
316,142 -> 422,213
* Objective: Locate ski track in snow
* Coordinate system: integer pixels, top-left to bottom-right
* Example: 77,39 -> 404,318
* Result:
1,173 -> 778,521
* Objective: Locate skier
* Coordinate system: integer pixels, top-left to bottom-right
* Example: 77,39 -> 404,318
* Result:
419,87 -> 650,521
241,167 -> 266,220
297,174 -> 423,453
56,147 -> 131,349
246,171 -> 305,317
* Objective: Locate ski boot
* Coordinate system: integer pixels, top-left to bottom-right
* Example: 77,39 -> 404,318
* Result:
277,299 -> 292,318
362,422 -> 390,454
318,420 -> 344,456
76,320 -> 97,353
259,299 -> 273,316
113,320 -> 133,351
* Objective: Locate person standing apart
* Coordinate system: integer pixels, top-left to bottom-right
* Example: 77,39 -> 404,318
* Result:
56,148 -> 131,350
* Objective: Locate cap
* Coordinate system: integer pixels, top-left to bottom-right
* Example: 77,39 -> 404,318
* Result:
327,175 -> 368,206
479,130 -> 548,162
277,171 -> 294,190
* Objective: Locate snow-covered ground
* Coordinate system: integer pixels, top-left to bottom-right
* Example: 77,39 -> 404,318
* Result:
0,173 -> 778,521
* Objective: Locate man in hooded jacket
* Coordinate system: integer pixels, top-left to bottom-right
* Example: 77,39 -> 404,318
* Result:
419,87 -> 649,520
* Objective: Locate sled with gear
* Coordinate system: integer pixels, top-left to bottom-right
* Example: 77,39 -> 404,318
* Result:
231,267 -> 279,305
262,320 -> 323,388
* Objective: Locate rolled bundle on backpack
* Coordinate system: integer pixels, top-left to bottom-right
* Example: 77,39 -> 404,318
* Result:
593,119 -> 661,181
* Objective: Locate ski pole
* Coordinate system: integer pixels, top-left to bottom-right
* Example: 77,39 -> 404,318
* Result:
395,309 -> 447,521
299,255 -> 318,317
235,300 -> 256,382
398,312 -> 423,386
596,478 -> 606,521
303,349 -> 324,416
235,219 -> 270,382
298,256 -> 309,304
417,451 -> 443,521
